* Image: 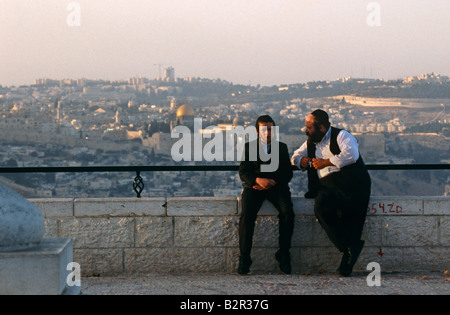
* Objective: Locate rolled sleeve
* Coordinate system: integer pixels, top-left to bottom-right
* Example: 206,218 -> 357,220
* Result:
329,131 -> 360,168
291,141 -> 308,169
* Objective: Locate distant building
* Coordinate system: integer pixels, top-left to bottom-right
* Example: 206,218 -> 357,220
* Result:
163,67 -> 175,82
170,98 -> 177,111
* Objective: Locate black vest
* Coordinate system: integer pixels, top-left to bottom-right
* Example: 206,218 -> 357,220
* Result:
306,127 -> 369,197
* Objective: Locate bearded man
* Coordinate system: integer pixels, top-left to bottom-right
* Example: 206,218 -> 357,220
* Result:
291,109 -> 371,277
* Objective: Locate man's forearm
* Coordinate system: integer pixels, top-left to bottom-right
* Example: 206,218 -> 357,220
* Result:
312,158 -> 335,169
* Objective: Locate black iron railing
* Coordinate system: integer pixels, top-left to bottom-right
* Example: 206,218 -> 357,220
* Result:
0,164 -> 449,198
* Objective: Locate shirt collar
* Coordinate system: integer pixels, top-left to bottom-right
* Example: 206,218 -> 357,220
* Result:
318,127 -> 331,145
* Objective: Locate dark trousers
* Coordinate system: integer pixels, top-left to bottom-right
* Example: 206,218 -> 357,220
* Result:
239,185 -> 295,257
314,171 -> 371,252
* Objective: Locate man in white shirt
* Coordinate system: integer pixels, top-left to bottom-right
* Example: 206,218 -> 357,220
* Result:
291,109 -> 371,277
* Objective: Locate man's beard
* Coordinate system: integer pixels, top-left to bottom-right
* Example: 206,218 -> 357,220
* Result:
307,130 -> 326,143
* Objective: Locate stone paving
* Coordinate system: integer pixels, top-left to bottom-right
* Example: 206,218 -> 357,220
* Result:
81,271 -> 449,295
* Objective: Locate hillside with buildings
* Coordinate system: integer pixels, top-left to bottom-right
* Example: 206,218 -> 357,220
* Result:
0,72 -> 449,198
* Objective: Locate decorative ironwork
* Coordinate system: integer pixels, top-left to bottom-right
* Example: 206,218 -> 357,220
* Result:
133,171 -> 144,198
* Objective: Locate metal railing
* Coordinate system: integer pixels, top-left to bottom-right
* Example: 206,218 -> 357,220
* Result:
0,164 -> 449,198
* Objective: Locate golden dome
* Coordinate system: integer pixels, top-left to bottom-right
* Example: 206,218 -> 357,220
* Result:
176,104 -> 195,117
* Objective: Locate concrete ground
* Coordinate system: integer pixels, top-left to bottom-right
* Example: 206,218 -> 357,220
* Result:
81,271 -> 449,295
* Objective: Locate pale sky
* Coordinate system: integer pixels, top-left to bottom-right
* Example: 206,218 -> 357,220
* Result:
0,0 -> 449,86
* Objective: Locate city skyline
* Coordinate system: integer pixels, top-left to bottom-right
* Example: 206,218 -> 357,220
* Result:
1,0 -> 449,87
1,68 -> 449,198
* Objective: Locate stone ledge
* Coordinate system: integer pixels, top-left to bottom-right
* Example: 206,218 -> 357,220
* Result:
423,197 -> 450,215
25,196 -> 450,275
29,196 -> 450,217
30,198 -> 74,218
167,197 -> 238,216
73,198 -> 166,217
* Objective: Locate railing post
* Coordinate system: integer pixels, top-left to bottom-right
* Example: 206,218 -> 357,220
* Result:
133,170 -> 144,198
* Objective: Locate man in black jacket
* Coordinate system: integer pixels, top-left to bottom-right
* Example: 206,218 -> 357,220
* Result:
238,115 -> 294,275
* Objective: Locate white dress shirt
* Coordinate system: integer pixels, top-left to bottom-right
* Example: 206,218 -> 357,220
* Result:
260,142 -> 270,154
291,128 -> 360,179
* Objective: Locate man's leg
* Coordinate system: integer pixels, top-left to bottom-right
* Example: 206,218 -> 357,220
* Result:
314,188 -> 348,252
267,185 -> 295,274
238,188 -> 265,274
267,186 -> 295,252
346,178 -> 371,247
338,178 -> 371,276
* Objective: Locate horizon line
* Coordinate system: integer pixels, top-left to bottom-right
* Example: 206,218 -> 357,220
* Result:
2,72 -> 449,89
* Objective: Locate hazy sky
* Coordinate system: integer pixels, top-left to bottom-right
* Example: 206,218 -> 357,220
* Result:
1,0 -> 449,86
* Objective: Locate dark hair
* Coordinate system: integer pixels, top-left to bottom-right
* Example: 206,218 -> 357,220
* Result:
255,115 -> 276,130
311,109 -> 330,129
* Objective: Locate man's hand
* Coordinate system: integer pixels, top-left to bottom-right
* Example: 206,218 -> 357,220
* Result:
312,158 -> 334,170
300,157 -> 312,168
252,184 -> 265,191
254,178 -> 277,190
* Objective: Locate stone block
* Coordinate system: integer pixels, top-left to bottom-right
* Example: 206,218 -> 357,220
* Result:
167,197 -> 238,216
74,198 -> 166,217
0,238 -> 78,295
423,197 -> 450,215
252,216 -> 279,248
402,247 -> 450,271
292,216 -> 314,247
381,216 -> 439,246
44,218 -> 59,238
74,248 -> 124,276
225,247 -> 240,273
135,217 -> 174,247
59,217 -> 134,248
124,248 -> 174,274
298,247 -> 342,272
171,248 -> 228,273
124,248 -> 228,274
30,198 -> 74,218
362,216 -> 383,247
367,197 -> 423,216
354,246 -> 404,272
174,217 -> 238,247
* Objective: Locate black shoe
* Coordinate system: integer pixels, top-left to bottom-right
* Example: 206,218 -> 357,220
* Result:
349,240 -> 365,266
238,256 -> 252,275
338,249 -> 351,275
275,250 -> 292,274
338,240 -> 365,277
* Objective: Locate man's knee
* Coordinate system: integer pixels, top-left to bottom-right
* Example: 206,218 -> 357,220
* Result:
314,190 -> 337,220
240,202 -> 260,226
280,206 -> 295,220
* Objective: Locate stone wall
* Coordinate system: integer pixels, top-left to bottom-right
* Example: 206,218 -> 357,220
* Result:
31,196 -> 449,276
